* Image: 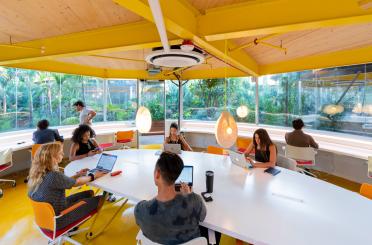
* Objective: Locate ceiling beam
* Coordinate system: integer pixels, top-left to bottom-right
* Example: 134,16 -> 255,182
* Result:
199,0 -> 372,41
0,21 -> 181,66
259,46 -> 372,75
114,0 -> 259,76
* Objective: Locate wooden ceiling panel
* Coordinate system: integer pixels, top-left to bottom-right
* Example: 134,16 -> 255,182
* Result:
235,23 -> 372,65
0,0 -> 142,43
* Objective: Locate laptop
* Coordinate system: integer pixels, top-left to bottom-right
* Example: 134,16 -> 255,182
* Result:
164,143 -> 182,154
175,165 -> 193,191
88,153 -> 118,174
228,150 -> 253,169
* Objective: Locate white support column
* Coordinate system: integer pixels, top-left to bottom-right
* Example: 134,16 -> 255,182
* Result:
179,80 -> 184,129
254,76 -> 259,125
103,79 -> 108,122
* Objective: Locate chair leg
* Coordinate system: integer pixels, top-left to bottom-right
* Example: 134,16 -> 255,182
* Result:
0,179 -> 16,187
0,189 -> 3,198
63,235 -> 82,245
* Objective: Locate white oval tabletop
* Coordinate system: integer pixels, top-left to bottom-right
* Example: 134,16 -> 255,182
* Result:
65,149 -> 372,245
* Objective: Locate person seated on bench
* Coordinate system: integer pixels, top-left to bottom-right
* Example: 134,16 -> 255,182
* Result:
285,118 -> 319,149
164,122 -> 193,151
33,119 -> 64,144
134,152 -> 220,244
69,124 -> 102,161
28,142 -> 106,230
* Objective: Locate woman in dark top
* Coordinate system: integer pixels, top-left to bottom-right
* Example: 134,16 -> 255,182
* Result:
164,122 -> 192,151
244,128 -> 277,168
69,124 -> 102,161
28,143 -> 106,230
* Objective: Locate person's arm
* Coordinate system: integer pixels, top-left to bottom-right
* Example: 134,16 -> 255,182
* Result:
69,143 -> 95,161
85,109 -> 96,123
179,135 -> 193,151
309,135 -> 319,149
243,142 -> 254,156
284,132 -> 289,144
91,139 -> 103,153
32,131 -> 37,143
164,136 -> 170,144
73,171 -> 106,187
53,129 -> 64,142
252,144 -> 277,168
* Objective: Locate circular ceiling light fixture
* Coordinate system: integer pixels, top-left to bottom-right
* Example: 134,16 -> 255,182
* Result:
135,106 -> 152,133
236,105 -> 249,118
215,111 -> 238,148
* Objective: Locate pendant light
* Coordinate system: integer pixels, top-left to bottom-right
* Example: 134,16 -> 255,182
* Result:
136,106 -> 152,133
236,105 -> 249,118
215,40 -> 238,148
323,104 -> 344,115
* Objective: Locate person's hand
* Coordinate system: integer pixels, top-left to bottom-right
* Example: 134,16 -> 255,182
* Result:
94,171 -> 107,179
77,168 -> 89,176
180,182 -> 191,194
246,156 -> 254,164
87,150 -> 97,157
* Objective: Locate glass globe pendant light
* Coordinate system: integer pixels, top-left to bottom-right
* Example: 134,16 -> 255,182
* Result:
236,105 -> 249,118
215,40 -> 238,148
136,106 -> 152,133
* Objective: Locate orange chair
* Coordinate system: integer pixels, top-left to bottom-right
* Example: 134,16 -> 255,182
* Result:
236,137 -> 253,153
360,183 -> 372,199
207,146 -> 225,155
30,198 -> 97,244
31,144 -> 43,159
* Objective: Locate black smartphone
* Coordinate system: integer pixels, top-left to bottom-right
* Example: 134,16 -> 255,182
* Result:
264,167 -> 281,176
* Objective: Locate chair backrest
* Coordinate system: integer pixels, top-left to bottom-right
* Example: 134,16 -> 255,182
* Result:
236,137 -> 252,152
136,231 -> 207,245
29,198 -> 56,231
277,154 -> 297,171
285,145 -> 316,162
207,145 -> 224,155
116,130 -> 134,143
31,144 -> 43,158
0,148 -> 12,166
360,183 -> 372,199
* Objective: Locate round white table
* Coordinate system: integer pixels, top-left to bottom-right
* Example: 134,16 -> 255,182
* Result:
65,149 -> 372,245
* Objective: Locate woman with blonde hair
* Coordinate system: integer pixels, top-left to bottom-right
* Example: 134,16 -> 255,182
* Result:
28,142 -> 106,230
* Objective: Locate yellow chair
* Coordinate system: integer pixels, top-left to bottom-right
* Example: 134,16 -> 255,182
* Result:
360,183 -> 372,199
30,198 -> 96,244
207,146 -> 225,155
236,137 -> 252,153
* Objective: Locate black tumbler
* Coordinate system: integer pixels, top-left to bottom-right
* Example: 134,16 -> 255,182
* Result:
206,171 -> 214,193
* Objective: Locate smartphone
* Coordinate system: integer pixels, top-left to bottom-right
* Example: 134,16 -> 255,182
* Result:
264,167 -> 281,176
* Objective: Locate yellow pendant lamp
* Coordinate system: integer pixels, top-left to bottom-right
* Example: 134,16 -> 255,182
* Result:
215,40 -> 238,148
136,106 -> 152,133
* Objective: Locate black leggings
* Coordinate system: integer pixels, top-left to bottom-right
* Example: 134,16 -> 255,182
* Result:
56,190 -> 101,230
200,226 -> 221,245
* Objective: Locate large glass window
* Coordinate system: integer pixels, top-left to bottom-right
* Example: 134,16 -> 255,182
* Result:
107,79 -> 137,121
259,64 -> 372,137
183,77 -> 256,123
165,80 -> 179,120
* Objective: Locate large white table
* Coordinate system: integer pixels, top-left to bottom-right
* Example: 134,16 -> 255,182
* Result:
65,149 -> 372,245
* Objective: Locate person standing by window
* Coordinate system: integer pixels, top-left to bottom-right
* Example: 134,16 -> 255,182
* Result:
73,100 -> 96,126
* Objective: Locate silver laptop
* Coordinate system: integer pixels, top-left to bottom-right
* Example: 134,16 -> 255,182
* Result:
88,153 -> 118,174
164,143 -> 182,154
228,150 -> 253,169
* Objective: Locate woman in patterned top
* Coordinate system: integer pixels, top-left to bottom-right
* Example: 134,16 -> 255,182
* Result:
28,142 -> 106,230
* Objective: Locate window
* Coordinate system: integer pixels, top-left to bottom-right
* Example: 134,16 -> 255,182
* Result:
183,77 -> 255,123
165,80 -> 179,120
107,79 -> 137,121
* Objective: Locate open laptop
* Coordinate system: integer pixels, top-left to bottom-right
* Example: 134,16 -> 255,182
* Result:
228,150 -> 253,169
164,143 -> 182,154
175,165 -> 193,191
88,153 -> 118,174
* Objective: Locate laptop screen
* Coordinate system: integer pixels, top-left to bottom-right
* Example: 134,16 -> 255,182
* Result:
96,153 -> 117,171
175,165 -> 193,184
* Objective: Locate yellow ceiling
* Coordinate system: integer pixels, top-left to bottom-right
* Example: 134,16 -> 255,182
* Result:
0,0 -> 371,79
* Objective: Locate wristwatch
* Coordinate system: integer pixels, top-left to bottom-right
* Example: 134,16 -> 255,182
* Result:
88,173 -> 95,181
